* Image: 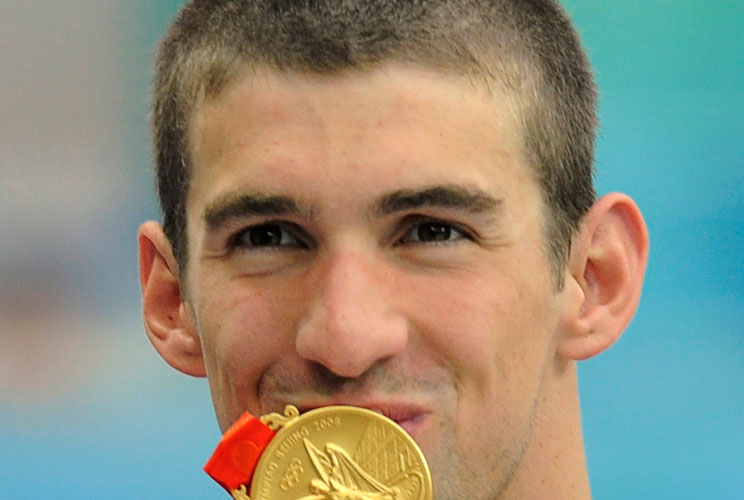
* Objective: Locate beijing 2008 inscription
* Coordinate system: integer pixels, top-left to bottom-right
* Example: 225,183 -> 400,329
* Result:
232,406 -> 432,500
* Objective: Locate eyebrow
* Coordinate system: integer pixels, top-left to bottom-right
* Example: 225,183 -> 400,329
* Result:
373,185 -> 502,216
204,193 -> 303,230
203,184 -> 502,230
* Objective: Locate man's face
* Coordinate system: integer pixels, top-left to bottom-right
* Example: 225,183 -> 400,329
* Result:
183,66 -> 571,499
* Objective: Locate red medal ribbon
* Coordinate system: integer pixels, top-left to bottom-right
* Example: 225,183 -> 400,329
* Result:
203,412 -> 276,492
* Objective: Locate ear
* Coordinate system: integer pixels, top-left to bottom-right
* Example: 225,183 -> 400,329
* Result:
138,221 -> 206,377
557,193 -> 649,360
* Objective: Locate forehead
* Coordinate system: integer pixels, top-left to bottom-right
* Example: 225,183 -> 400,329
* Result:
187,65 -> 533,214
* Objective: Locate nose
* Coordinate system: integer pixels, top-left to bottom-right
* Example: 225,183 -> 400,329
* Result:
295,249 -> 409,378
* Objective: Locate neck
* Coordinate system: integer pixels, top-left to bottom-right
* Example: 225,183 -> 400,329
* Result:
500,361 -> 592,500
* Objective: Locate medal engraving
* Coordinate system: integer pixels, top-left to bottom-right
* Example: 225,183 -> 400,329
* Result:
244,406 -> 432,500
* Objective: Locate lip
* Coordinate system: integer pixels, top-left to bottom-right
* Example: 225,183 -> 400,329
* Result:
296,399 -> 431,438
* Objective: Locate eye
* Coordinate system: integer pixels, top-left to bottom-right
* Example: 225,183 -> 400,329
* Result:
399,220 -> 468,245
230,223 -> 304,250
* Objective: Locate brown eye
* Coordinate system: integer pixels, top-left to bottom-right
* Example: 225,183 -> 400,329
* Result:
233,223 -> 302,249
399,219 -> 467,245
416,222 -> 452,242
247,225 -> 282,246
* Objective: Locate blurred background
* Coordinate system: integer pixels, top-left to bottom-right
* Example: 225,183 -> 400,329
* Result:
0,0 -> 741,498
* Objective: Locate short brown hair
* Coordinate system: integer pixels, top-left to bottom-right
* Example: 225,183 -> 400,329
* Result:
152,0 -> 597,287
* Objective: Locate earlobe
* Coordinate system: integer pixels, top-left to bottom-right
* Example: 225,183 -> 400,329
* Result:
138,221 -> 206,377
558,193 -> 649,360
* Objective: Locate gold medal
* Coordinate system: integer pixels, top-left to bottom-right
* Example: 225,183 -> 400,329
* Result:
208,405 -> 433,500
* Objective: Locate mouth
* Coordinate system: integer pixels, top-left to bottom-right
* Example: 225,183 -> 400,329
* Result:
297,401 -> 431,438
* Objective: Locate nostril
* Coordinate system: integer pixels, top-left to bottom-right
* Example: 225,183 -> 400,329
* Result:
308,362 -> 358,389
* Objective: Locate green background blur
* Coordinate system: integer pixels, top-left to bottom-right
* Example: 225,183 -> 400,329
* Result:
1,1 -> 742,498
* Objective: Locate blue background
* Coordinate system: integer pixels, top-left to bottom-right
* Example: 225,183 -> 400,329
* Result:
1,1 -> 741,498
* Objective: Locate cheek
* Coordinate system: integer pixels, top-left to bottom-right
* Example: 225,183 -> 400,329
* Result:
405,272 -> 528,378
405,267 -> 557,402
194,280 -> 302,420
413,274 -> 558,459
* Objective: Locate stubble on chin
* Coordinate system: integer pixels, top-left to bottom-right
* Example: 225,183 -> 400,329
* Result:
428,393 -> 536,500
